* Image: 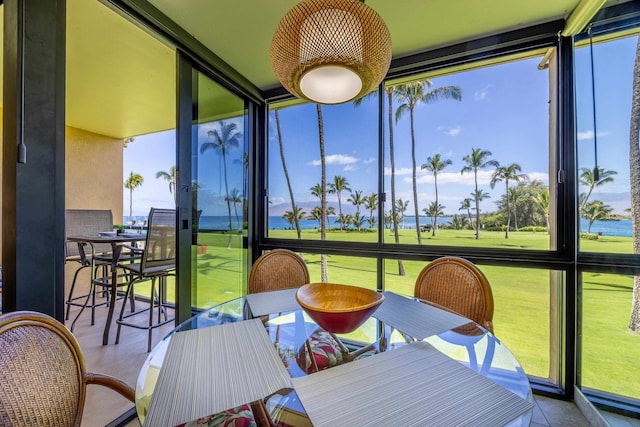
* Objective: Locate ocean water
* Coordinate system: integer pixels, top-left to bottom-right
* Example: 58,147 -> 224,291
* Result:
580,218 -> 632,237
124,215 -> 634,237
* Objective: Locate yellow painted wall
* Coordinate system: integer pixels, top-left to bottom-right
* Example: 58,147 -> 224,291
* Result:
65,126 -> 123,222
0,122 -> 122,262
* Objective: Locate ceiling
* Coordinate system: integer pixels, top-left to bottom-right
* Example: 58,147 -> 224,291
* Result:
148,0 -> 586,92
12,0 -> 616,139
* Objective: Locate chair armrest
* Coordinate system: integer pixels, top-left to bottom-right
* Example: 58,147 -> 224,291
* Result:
122,245 -> 144,254
250,399 -> 275,427
84,372 -> 135,402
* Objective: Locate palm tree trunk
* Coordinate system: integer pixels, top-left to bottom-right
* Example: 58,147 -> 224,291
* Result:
129,188 -> 133,218
410,109 -> 422,244
433,174 -> 438,237
276,110 -> 301,240
337,193 -> 343,231
317,104 -> 328,282
474,171 -> 480,239
222,152 -> 233,248
505,181 -> 510,239
171,180 -> 177,206
628,36 -> 640,333
388,91 -> 405,275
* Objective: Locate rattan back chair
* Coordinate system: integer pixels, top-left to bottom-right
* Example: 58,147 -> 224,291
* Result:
248,249 -> 310,294
247,250 -> 350,375
414,256 -> 495,333
0,311 -> 134,427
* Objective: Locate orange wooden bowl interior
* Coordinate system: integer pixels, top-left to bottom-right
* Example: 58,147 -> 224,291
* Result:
295,283 -> 384,334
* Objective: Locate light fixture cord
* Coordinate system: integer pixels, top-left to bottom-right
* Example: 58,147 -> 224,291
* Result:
588,24 -> 599,181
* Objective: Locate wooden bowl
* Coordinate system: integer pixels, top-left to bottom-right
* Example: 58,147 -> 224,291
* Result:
295,283 -> 384,334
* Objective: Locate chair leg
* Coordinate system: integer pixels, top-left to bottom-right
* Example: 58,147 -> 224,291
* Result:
69,277 -> 96,333
65,264 -> 88,320
115,279 -> 135,345
90,264 -> 101,326
148,277 -> 157,352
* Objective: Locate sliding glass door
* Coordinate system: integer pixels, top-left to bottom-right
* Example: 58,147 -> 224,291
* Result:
186,68 -> 249,311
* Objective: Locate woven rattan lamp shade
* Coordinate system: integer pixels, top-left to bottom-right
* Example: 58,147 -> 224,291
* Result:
271,0 -> 391,104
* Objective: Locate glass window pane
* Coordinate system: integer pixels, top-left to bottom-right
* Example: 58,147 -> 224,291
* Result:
192,71 -> 248,309
384,260 -> 556,380
267,99 -> 379,241
581,272 -> 639,400
575,35 -> 637,254
383,57 -> 553,250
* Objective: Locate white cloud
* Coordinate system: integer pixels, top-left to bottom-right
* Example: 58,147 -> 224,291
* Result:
309,154 -> 359,166
474,84 -> 493,101
384,167 -> 412,176
440,125 -> 462,136
344,165 -> 357,171
406,170 -> 494,186
577,130 -> 610,140
269,196 -> 285,205
525,172 -> 549,184
363,157 -> 376,164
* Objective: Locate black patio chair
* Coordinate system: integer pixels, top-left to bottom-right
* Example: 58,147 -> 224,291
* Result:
115,208 -> 176,352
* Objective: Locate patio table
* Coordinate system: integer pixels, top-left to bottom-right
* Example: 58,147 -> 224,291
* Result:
67,233 -> 146,345
137,291 -> 534,426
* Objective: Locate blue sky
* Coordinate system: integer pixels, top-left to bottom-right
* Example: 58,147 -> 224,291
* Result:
124,34 -> 639,219
575,35 -> 636,213
268,56 -> 550,217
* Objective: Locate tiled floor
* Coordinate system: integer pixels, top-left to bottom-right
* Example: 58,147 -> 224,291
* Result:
602,411 -> 640,427
532,395 -> 592,426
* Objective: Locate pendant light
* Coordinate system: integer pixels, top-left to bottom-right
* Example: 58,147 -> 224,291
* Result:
271,0 -> 392,104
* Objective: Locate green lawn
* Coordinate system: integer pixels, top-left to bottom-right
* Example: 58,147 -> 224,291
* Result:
150,229 -> 639,400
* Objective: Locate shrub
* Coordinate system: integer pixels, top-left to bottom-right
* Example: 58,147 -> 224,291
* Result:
519,226 -> 548,233
580,232 -> 599,240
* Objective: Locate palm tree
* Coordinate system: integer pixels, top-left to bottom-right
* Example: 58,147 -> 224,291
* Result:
351,212 -> 365,231
581,200 -> 613,233
461,148 -> 499,239
200,120 -> 242,230
307,206 -> 335,228
579,166 -> 617,212
459,198 -> 474,229
396,198 -> 409,229
534,187 -> 550,234
234,152 -> 249,221
470,189 -> 491,233
629,36 -> 640,333
449,214 -> 469,230
421,154 -> 452,236
283,206 -> 306,230
316,105 -> 328,282
123,172 -> 144,219
363,193 -> 378,228
355,90 -> 404,275
395,80 -> 462,244
225,188 -> 242,229
155,165 -> 177,206
490,163 -> 524,239
423,202 -> 445,234
275,109 -> 301,239
328,175 -> 351,231
347,190 -> 365,216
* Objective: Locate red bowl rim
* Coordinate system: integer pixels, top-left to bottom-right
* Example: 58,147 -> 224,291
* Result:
295,283 -> 385,313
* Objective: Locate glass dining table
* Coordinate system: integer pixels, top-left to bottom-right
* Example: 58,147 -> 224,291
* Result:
136,291 -> 533,426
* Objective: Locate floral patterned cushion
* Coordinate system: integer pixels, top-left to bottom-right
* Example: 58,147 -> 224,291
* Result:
296,328 -> 343,373
175,403 -> 257,427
